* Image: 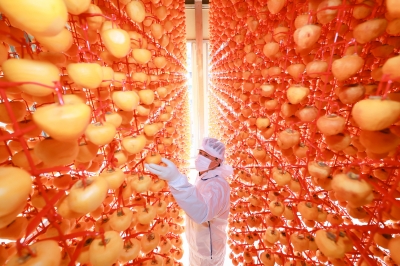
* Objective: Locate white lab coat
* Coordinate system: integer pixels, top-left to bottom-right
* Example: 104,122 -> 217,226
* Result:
168,166 -> 231,266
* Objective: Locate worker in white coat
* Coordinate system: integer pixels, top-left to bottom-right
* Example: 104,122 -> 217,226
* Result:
145,137 -> 233,266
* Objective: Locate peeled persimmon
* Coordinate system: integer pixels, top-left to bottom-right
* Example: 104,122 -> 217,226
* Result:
68,176 -> 108,214
293,24 -> 321,49
131,174 -> 152,193
11,149 -> 42,169
0,216 -> 28,240
104,112 -> 123,128
315,230 -> 345,258
34,28 -> 73,53
85,122 -> 116,146
113,72 -> 127,87
353,0 -> 373,19
389,237 -> 400,264
101,21 -> 120,32
325,132 -> 351,151
67,63 -> 103,89
118,239 -> 141,263
109,208 -> 133,231
0,167 -> 32,217
352,97 -> 400,131
382,55 -> 400,80
128,31 -> 147,49
287,64 -> 305,81
331,54 -> 364,81
33,99 -> 91,141
99,168 -> 125,190
151,23 -> 164,40
138,89 -> 155,105
296,106 -> 318,122
316,0 -> 342,24
0,101 -> 27,124
126,0 -> 146,23
306,60 -> 328,78
0,0 -> 67,36
89,231 -> 124,266
2,59 -> 60,97
331,172 -> 372,203
359,129 -> 400,154
143,123 -> 160,137
353,19 -> 388,44
63,0 -> 91,15
102,29 -> 131,58
335,84 -> 365,104
267,0 -> 286,14
140,231 -> 160,253
145,152 -> 162,164
287,85 -> 310,104
112,90 -> 140,111
6,240 -> 61,266
132,49 -> 152,65
38,51 -> 66,68
155,6 -> 168,21
53,174 -> 73,190
33,138 -> 79,167
101,67 -> 114,87
76,142 -> 98,163
85,4 -> 105,31
154,56 -> 167,68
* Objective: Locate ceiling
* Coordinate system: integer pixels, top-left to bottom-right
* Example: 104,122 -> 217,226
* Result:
185,0 -> 210,3
185,1 -> 210,40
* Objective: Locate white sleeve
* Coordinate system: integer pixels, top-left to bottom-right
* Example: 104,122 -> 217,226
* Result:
167,174 -> 226,224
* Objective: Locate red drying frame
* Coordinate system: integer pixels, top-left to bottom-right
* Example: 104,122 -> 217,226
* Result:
0,0 -> 190,265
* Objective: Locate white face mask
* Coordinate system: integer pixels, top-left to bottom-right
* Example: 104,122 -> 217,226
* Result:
194,155 -> 212,171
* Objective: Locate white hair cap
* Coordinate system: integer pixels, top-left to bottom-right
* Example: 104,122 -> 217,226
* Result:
201,137 -> 225,160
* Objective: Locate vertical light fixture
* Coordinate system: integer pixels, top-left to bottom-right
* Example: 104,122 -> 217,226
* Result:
194,0 -> 205,147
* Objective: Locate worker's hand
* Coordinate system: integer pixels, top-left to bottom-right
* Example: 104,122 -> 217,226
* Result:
145,158 -> 181,182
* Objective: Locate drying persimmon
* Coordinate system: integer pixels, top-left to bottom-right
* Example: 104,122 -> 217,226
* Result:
2,59 -> 60,97
89,231 -> 124,266
33,98 -> 91,141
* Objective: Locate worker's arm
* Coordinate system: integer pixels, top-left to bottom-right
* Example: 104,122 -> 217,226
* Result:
168,174 -> 225,224
145,158 -> 226,224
